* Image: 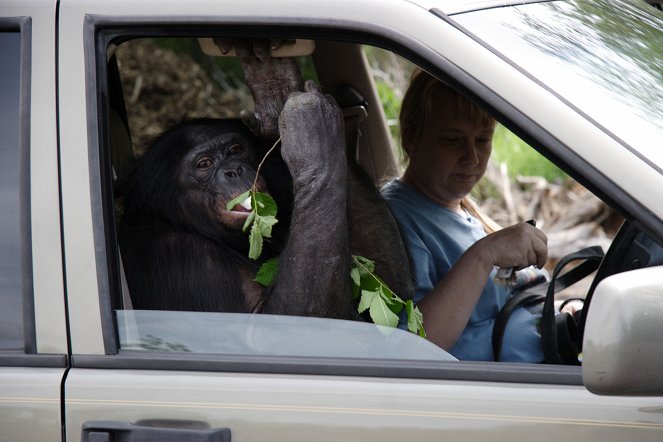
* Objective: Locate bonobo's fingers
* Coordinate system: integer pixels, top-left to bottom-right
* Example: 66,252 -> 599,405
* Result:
278,80 -> 346,187
236,38 -> 304,141
239,109 -> 261,137
212,38 -> 234,55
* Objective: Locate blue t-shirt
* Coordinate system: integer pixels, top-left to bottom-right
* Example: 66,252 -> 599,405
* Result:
381,179 -> 543,362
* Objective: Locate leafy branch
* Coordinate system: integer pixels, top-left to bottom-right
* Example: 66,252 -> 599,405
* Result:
351,255 -> 426,337
225,138 -> 281,260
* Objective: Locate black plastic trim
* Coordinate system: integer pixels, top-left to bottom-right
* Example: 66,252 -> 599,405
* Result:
83,15 -> 119,355
18,16 -> 36,356
73,352 -> 583,386
0,353 -> 68,368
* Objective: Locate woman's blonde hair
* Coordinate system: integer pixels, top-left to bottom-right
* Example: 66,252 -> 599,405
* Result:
399,69 -> 500,233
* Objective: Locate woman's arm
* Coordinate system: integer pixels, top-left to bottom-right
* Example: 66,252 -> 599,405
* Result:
420,222 -> 547,350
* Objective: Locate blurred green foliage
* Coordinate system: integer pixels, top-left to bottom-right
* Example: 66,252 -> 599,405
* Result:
152,38 -> 566,183
491,125 -> 567,182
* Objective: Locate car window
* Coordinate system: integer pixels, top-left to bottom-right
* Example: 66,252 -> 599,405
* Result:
105,36 -> 454,362
104,33 -> 621,366
0,31 -> 26,352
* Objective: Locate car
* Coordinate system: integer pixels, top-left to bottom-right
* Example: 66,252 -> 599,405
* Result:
1,0 -> 663,440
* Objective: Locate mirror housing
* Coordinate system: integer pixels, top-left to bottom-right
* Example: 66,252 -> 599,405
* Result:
582,266 -> 663,396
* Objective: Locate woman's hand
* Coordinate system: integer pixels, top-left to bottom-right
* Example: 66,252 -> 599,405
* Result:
472,221 -> 548,270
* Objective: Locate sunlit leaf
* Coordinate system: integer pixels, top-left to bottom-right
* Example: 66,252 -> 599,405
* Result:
255,257 -> 280,287
369,293 -> 400,328
357,289 -> 378,314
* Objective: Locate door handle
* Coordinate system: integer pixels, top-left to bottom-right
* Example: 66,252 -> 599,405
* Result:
82,420 -> 231,441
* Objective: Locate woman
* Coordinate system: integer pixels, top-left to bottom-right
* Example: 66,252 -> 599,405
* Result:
381,70 -> 547,362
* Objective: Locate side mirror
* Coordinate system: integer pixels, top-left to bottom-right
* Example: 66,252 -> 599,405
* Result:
582,266 -> 663,396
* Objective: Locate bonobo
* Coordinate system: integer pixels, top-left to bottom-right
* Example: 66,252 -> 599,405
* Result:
118,41 -> 413,319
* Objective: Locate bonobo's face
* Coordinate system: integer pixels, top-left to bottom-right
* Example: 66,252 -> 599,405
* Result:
177,128 -> 268,232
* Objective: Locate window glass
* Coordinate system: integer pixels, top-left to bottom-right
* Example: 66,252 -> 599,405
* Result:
117,311 -> 454,360
109,37 -> 455,361
454,0 -> 663,168
0,31 -> 25,351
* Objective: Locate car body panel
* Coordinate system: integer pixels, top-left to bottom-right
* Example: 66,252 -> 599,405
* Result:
0,368 -> 65,442
64,368 -> 663,441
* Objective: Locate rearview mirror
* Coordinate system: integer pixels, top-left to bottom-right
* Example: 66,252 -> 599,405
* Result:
582,266 -> 663,396
198,38 -> 315,57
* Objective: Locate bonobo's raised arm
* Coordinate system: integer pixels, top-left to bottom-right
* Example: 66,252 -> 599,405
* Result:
263,81 -> 355,318
230,40 -> 414,318
227,39 -> 304,141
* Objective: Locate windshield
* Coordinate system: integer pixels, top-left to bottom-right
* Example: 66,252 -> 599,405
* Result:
453,0 -> 663,170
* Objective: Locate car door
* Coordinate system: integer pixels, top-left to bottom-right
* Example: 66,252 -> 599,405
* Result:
57,1 -> 663,441
0,2 -> 69,442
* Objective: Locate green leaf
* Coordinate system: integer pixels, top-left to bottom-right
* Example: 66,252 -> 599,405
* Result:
248,223 -> 264,260
351,255 -> 425,336
350,267 -> 361,300
406,300 -> 426,338
369,293 -> 400,328
352,255 -> 375,273
350,267 -> 361,287
242,191 -> 279,260
255,215 -> 278,238
380,285 -> 404,315
253,191 -> 278,217
357,289 -> 378,314
242,210 -> 256,232
255,257 -> 280,287
226,190 -> 251,211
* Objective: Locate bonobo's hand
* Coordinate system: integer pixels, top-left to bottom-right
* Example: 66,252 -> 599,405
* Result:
278,81 -> 346,188
232,39 -> 304,141
473,221 -> 548,270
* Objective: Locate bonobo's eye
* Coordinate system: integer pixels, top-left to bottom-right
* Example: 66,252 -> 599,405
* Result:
228,144 -> 242,157
196,157 -> 214,170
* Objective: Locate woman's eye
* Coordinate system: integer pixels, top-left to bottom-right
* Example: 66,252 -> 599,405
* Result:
196,158 -> 213,169
440,137 -> 461,147
228,144 -> 242,156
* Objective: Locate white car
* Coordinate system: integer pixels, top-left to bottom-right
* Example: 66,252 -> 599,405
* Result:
1,0 -> 662,441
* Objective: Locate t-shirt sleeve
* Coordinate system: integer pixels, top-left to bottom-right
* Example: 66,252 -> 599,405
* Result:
386,203 -> 444,304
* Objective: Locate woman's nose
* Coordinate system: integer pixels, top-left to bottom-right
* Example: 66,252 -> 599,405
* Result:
460,143 -> 479,165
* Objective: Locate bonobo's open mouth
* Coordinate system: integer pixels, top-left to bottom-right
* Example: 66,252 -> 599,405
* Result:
218,190 -> 268,230
230,194 -> 253,213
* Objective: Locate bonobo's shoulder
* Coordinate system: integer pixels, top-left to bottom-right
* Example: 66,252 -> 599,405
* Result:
380,179 -> 419,208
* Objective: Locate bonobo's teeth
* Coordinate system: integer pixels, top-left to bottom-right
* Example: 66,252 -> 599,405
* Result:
240,196 -> 252,210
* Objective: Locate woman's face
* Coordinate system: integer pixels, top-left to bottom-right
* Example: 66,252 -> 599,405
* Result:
403,88 -> 495,211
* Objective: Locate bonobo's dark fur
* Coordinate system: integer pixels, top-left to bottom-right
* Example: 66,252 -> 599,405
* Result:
119,41 -> 413,319
118,118 -> 292,313
119,83 -> 413,318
